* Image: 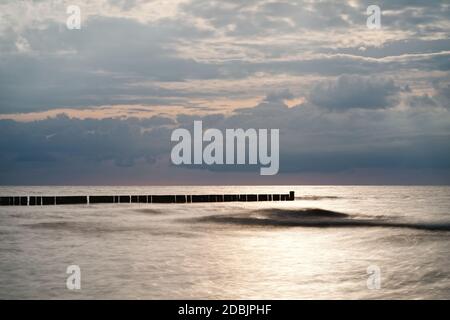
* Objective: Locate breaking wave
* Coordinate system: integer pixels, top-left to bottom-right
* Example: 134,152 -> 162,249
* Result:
193,208 -> 450,232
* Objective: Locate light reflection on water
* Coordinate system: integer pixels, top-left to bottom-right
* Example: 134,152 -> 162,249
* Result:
0,186 -> 449,299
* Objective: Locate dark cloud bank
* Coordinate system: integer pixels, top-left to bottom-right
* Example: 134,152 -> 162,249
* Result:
1,78 -> 450,184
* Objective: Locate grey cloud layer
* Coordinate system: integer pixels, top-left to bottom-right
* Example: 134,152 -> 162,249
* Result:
1,94 -> 449,183
0,0 -> 449,113
0,0 -> 449,183
0,16 -> 220,113
309,75 -> 400,110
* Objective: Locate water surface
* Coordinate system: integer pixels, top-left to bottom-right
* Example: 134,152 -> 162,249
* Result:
0,186 -> 449,299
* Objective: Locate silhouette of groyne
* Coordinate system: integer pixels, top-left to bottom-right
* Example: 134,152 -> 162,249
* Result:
0,191 -> 294,206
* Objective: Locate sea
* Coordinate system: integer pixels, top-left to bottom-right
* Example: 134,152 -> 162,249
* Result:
0,185 -> 449,299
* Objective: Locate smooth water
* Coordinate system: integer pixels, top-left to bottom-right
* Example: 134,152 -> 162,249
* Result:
0,186 -> 449,299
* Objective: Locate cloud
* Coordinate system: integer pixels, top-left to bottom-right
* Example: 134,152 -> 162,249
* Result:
407,94 -> 438,108
108,0 -> 141,11
1,92 -> 450,184
432,81 -> 450,109
0,0 -> 449,184
308,75 -> 400,111
1,0 -> 449,115
0,15 -> 220,113
264,89 -> 294,103
0,114 -> 174,169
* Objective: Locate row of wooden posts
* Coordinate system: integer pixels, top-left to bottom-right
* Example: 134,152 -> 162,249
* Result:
0,191 -> 295,206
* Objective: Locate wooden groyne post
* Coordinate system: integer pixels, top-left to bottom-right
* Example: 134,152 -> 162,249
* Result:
0,191 -> 295,206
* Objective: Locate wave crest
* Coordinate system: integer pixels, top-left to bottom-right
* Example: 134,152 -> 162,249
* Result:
193,208 -> 450,232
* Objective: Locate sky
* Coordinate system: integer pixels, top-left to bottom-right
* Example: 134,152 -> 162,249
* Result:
0,0 -> 449,185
